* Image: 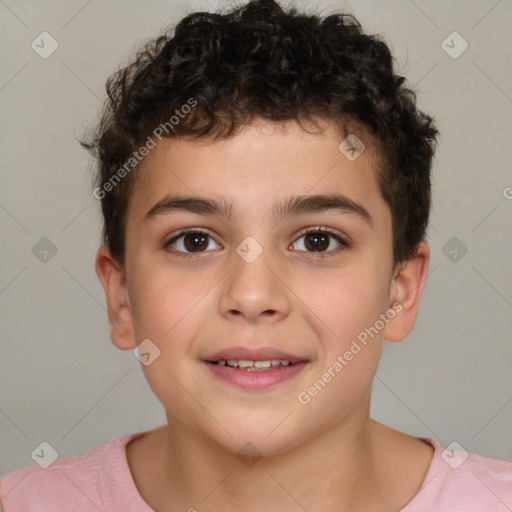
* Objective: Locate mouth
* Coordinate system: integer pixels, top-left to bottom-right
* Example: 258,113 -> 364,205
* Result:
206,359 -> 300,371
203,347 -> 310,390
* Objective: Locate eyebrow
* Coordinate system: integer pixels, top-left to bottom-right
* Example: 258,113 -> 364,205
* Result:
144,193 -> 373,228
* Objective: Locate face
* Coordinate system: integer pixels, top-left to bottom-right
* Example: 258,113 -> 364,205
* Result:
99,119 -> 425,456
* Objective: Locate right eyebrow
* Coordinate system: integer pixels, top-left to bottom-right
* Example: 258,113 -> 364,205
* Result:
144,196 -> 235,222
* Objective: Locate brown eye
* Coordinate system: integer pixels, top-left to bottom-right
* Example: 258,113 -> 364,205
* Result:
291,228 -> 348,255
303,232 -> 330,252
182,233 -> 209,252
166,229 -> 220,254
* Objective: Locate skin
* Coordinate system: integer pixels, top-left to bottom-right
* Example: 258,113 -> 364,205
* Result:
96,118 -> 433,512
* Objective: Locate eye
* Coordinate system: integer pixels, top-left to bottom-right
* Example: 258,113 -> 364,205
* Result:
165,228 -> 221,254
291,227 -> 349,255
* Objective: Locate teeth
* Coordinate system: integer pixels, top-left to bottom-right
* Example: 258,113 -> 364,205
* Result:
254,360 -> 271,368
218,359 -> 292,369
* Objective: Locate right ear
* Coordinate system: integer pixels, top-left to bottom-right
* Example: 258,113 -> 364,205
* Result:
95,246 -> 136,350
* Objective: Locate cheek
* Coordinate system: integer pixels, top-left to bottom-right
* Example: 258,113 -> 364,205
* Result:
129,274 -> 213,418
299,260 -> 391,347
128,260 -> 212,341
293,269 -> 389,424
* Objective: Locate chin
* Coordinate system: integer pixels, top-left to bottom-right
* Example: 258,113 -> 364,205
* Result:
203,414 -> 305,458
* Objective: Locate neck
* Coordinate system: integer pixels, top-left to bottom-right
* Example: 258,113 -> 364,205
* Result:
141,405 -> 397,511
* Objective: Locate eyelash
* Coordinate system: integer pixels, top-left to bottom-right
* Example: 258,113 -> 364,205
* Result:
164,226 -> 350,258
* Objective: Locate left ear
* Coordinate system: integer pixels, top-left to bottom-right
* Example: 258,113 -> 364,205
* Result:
383,241 -> 430,342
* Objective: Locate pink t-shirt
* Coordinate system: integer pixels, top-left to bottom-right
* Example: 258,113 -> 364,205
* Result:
1,433 -> 511,511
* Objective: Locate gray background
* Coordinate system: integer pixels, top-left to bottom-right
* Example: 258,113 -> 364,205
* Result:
1,0 -> 511,479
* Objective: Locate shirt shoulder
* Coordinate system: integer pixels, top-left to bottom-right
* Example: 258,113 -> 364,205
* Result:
0,432 -> 152,512
402,438 -> 512,511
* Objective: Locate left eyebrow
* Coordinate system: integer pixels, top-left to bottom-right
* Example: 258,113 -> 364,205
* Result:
144,193 -> 373,229
273,193 -> 373,229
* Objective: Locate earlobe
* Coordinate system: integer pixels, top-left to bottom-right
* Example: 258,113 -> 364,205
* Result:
95,246 -> 136,350
383,242 -> 430,342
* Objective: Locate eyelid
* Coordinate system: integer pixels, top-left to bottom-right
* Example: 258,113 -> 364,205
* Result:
165,227 -> 216,243
295,225 -> 348,241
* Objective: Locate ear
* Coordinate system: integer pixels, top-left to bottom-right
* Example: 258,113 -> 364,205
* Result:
95,246 -> 136,350
383,241 -> 430,342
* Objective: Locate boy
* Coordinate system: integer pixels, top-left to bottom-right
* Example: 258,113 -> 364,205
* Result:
1,0 -> 511,510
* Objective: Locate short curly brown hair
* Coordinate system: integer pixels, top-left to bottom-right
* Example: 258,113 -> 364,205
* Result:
84,0 -> 438,268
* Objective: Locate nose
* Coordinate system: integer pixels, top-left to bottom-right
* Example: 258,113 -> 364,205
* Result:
218,247 -> 292,324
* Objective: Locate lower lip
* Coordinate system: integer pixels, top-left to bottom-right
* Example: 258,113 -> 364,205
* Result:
203,361 -> 309,390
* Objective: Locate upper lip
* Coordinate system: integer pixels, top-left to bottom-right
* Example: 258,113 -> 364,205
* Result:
204,347 -> 308,364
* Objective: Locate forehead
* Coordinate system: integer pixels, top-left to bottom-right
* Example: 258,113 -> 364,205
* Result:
126,119 -> 388,227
